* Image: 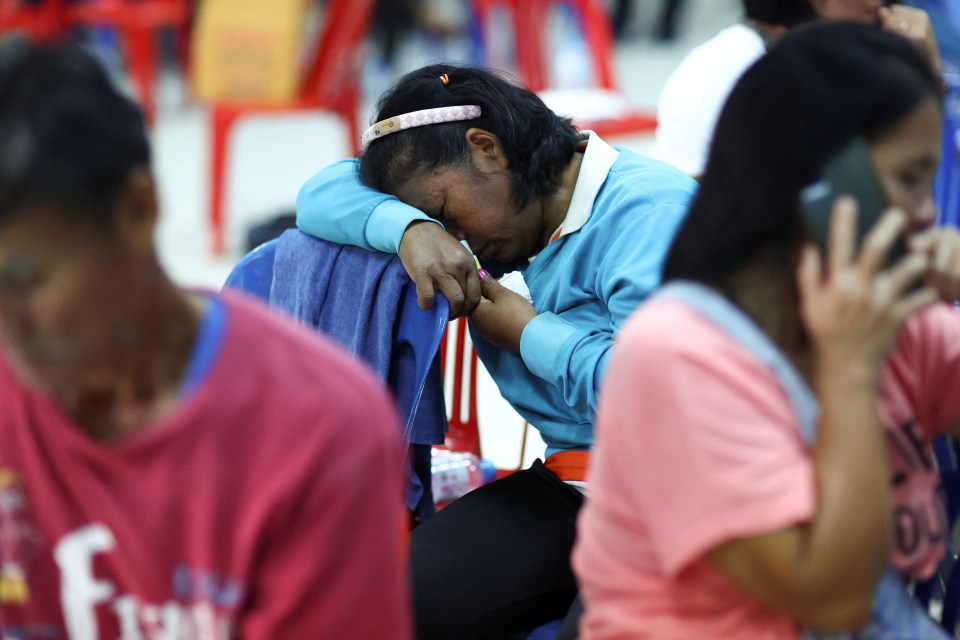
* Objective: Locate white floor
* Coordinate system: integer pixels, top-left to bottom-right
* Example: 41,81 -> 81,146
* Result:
150,0 -> 741,469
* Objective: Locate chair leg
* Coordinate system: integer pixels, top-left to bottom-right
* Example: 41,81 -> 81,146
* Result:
177,17 -> 192,79
517,421 -> 529,471
209,106 -> 241,255
579,0 -> 616,89
124,25 -> 157,125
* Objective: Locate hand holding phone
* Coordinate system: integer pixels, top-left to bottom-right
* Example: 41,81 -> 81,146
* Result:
797,195 -> 936,371
799,137 -> 908,267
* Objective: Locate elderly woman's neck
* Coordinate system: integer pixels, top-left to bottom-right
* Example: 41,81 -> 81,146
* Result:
539,151 -> 585,247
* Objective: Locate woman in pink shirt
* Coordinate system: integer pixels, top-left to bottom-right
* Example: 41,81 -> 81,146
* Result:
574,22 -> 960,640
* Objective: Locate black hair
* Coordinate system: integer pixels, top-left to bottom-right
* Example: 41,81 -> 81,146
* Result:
742,0 -> 817,27
359,64 -> 580,212
663,21 -> 941,285
0,38 -> 150,229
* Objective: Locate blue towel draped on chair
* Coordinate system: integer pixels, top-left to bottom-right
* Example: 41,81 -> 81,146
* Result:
270,229 -> 447,518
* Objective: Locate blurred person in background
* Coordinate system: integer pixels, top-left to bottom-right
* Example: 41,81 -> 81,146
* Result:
0,39 -> 411,639
575,21 -> 960,640
610,0 -> 689,41
297,63 -> 697,639
652,0 -> 942,179
370,0 -> 461,66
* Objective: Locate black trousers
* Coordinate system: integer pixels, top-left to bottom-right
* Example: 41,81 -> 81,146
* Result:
411,459 -> 585,639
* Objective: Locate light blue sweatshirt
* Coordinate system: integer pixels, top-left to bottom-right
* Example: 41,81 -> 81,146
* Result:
297,136 -> 696,456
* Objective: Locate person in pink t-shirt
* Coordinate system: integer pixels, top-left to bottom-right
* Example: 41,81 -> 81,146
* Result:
574,22 -> 960,640
0,41 -> 412,638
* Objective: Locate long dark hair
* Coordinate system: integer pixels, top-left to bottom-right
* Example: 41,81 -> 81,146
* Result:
664,21 -> 941,285
743,0 -> 816,27
359,64 -> 580,212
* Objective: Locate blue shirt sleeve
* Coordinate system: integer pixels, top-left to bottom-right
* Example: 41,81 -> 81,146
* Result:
180,295 -> 228,399
519,187 -> 693,428
295,159 -> 443,253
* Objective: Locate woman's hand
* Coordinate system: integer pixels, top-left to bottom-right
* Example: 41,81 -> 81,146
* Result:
909,227 -> 960,302
797,197 -> 936,375
469,270 -> 537,353
398,221 -> 482,318
879,4 -> 942,75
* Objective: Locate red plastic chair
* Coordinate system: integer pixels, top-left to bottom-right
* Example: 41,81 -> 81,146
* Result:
62,0 -> 191,125
0,0 -> 64,39
440,317 -> 482,459
205,0 -> 374,255
472,0 -> 657,138
440,317 -> 527,479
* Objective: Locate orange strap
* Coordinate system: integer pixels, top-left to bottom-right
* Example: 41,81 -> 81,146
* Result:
544,450 -> 591,482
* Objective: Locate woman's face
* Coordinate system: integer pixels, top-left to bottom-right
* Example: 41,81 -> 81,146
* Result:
392,130 -> 545,264
870,96 -> 942,234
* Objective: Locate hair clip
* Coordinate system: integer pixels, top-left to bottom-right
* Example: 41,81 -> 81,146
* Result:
439,73 -> 450,86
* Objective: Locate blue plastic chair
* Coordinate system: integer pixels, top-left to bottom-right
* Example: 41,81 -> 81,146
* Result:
936,75 -> 960,229
222,238 -> 449,446
222,238 -> 277,299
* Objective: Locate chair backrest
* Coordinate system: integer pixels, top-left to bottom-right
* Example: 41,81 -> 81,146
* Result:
222,238 -> 449,446
471,0 -> 617,93
0,0 -> 64,39
470,0 -> 657,139
522,0 -> 617,94
222,238 -> 277,300
62,0 -> 190,27
300,0 -> 375,110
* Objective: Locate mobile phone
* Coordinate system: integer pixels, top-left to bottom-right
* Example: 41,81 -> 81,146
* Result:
799,137 -> 907,266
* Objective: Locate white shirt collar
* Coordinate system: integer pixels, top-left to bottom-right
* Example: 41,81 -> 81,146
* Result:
549,131 -> 619,243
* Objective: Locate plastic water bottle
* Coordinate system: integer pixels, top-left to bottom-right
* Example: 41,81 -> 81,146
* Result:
431,450 -> 497,503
